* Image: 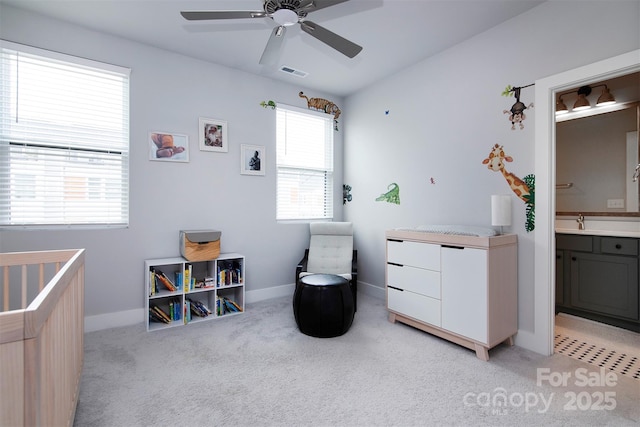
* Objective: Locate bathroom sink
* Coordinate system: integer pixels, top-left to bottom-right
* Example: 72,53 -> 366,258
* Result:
555,218 -> 640,238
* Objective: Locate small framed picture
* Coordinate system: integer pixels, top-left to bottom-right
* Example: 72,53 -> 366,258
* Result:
149,131 -> 189,162
240,144 -> 265,176
199,117 -> 228,152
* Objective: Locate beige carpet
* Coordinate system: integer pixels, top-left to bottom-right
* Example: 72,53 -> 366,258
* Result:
73,295 -> 640,426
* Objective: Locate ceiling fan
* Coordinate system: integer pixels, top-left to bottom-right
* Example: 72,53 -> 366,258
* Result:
180,0 -> 363,65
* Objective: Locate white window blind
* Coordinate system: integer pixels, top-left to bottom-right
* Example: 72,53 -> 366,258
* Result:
276,104 -> 333,221
0,41 -> 130,228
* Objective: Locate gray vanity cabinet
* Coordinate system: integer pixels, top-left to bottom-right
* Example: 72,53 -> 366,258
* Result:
570,251 -> 638,318
555,250 -> 564,306
556,234 -> 639,332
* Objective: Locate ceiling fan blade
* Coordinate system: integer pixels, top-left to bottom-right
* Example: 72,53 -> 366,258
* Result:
304,0 -> 351,12
259,26 -> 287,65
181,11 -> 266,21
300,20 -> 362,58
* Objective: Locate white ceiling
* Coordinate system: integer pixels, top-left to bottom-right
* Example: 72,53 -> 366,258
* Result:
1,0 -> 545,97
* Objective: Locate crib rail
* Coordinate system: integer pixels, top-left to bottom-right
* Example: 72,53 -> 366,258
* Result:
0,249 -> 85,427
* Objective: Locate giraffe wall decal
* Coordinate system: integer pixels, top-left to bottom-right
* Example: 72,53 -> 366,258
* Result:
482,144 -> 535,232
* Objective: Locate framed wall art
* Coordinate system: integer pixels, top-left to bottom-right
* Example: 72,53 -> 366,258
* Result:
148,131 -> 189,162
240,144 -> 265,176
199,117 -> 228,152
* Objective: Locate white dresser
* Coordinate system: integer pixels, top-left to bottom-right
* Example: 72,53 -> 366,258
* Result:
385,229 -> 518,361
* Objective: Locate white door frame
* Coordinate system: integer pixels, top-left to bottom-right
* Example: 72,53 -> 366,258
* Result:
532,49 -> 640,356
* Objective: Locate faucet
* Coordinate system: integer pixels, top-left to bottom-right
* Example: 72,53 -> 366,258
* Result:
576,213 -> 585,230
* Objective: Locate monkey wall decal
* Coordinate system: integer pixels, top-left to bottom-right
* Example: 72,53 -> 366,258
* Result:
502,84 -> 534,130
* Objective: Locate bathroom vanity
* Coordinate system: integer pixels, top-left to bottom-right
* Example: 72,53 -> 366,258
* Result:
555,231 -> 639,332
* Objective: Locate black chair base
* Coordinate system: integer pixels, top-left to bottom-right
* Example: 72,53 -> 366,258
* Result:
293,274 -> 355,338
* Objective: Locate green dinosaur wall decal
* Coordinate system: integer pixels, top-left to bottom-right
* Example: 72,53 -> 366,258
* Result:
376,183 -> 400,205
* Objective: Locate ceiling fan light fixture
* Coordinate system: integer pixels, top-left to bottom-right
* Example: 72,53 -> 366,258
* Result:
272,9 -> 298,26
182,1 -> 362,63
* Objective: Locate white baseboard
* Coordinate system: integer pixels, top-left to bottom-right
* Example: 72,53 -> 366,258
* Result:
85,308 -> 144,333
358,280 -> 385,300
84,281 -> 544,359
513,328 -> 552,356
84,281 -> 382,333
245,283 -> 295,303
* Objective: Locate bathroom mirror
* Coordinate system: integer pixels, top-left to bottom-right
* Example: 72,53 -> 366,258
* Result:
555,71 -> 640,217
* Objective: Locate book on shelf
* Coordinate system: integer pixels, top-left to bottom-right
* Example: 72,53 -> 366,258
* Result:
174,271 -> 183,291
184,299 -> 191,324
217,260 -> 243,287
217,296 -> 243,315
168,297 -> 182,321
184,263 -> 192,292
149,306 -> 171,324
152,268 -> 177,292
187,297 -> 212,318
228,298 -> 242,312
149,269 -> 156,296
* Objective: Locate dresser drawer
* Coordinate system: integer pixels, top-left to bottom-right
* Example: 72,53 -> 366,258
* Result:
387,240 -> 440,271
387,264 -> 440,299
601,237 -> 638,256
388,287 -> 441,327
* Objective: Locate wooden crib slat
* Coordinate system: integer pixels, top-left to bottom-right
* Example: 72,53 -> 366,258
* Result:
21,265 -> 27,310
3,266 -> 8,312
1,249 -> 85,427
39,263 -> 44,292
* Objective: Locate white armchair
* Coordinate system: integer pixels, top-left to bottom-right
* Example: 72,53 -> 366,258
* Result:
296,222 -> 358,310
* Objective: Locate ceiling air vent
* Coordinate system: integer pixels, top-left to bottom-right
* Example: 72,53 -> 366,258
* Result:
280,65 -> 308,78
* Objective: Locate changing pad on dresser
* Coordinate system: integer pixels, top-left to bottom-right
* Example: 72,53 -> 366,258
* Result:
395,225 -> 498,237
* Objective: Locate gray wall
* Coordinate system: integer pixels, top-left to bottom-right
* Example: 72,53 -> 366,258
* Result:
0,5 -> 344,324
343,0 -> 640,336
2,1 -> 640,341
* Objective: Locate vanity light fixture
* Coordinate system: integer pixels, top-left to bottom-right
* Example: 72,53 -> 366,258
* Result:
555,84 -> 616,114
572,86 -> 592,111
555,97 -> 568,114
596,85 -> 616,106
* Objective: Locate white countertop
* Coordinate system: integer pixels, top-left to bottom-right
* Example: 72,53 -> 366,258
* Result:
555,228 -> 640,238
555,218 -> 640,238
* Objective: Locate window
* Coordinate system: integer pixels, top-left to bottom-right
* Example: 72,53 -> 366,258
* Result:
276,104 -> 333,221
0,41 -> 130,228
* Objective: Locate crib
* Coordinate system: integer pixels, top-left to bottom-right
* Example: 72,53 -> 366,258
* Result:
0,249 -> 85,427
